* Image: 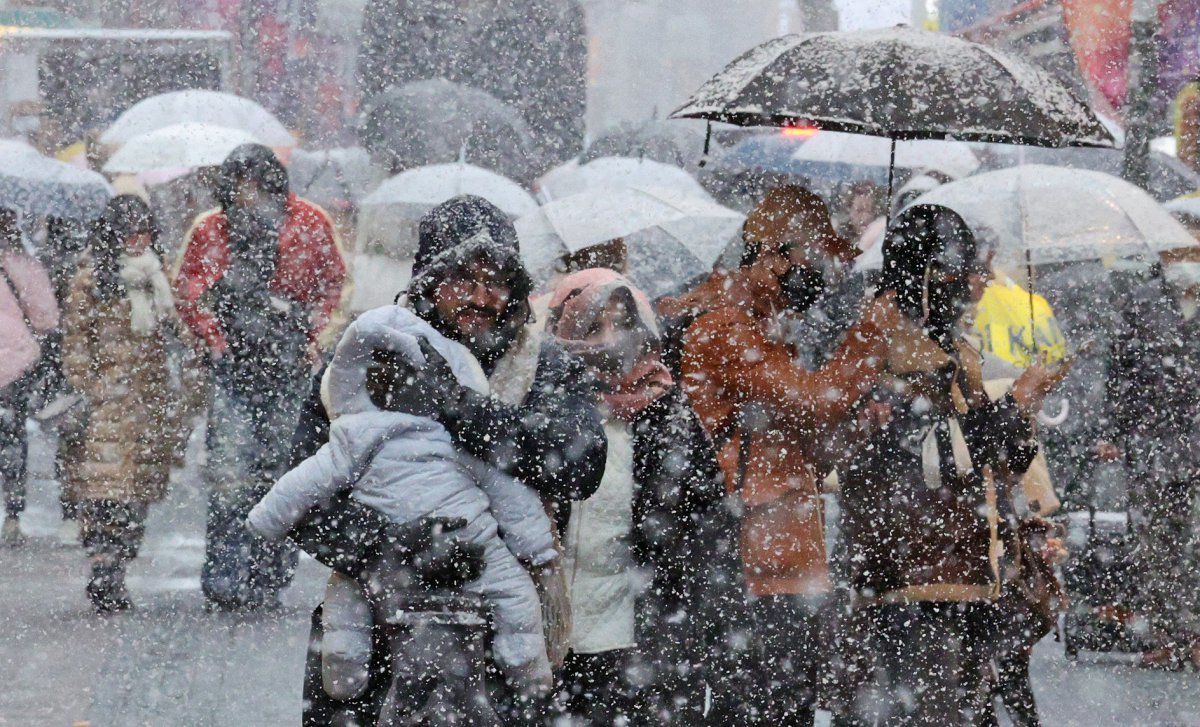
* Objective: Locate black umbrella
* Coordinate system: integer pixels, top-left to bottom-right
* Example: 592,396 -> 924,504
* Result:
672,25 -> 1114,204
357,79 -> 543,184
673,25 -> 1116,355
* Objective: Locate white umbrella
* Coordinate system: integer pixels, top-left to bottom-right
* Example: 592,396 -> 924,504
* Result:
0,147 -> 112,220
350,163 -> 536,312
915,165 -> 1197,267
517,186 -> 744,297
534,156 -> 710,202
100,90 -> 294,148
102,123 -> 263,174
791,132 -> 980,182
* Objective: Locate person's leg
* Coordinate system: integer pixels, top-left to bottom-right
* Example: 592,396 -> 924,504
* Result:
0,387 -> 29,544
877,601 -> 994,727
559,650 -> 631,722
995,646 -> 1040,727
78,499 -> 148,611
321,572 -> 375,701
751,594 -> 821,726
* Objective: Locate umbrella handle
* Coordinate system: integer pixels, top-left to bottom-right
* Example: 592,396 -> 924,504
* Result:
1036,397 -> 1069,427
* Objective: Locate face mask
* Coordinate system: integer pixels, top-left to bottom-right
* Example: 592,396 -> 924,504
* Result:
923,274 -> 970,345
778,265 -> 827,314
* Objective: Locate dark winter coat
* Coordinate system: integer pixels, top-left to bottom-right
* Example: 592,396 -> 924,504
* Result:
1106,271 -> 1200,483
406,195 -> 605,516
840,318 -> 1035,603
628,386 -> 753,722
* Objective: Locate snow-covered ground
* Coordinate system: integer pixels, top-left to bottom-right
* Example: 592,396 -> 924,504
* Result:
3,425 -> 1200,725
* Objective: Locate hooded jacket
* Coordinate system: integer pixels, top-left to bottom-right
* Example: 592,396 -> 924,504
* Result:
249,306 -> 555,566
662,189 -> 889,597
173,147 -> 346,356
404,195 -> 605,517
840,206 -> 1035,603
250,306 -> 555,684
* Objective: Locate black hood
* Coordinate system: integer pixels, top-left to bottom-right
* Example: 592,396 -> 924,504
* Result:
407,195 -> 534,367
215,143 -> 290,212
408,194 -> 532,302
879,204 -> 981,351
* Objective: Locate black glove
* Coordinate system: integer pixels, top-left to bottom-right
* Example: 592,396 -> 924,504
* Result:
365,340 -> 466,419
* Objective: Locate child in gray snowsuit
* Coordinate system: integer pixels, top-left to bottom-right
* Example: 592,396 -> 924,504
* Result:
249,305 -> 556,698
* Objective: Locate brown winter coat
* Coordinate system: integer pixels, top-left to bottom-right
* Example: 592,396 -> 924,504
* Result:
839,317 -> 1026,604
671,265 -> 888,597
61,258 -> 188,504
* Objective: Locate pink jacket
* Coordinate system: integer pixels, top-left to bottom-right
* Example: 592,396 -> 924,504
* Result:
1,250 -> 60,389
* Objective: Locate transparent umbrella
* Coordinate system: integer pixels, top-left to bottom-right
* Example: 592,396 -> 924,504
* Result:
534,157 -> 711,202
100,90 -> 295,148
915,165 -> 1197,267
517,186 -> 744,297
0,147 -> 111,219
103,123 -> 262,174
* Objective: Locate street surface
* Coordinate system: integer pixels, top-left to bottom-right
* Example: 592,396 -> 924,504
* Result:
3,424 -> 1200,726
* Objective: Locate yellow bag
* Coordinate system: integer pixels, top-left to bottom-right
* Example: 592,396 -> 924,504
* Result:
973,277 -> 1067,368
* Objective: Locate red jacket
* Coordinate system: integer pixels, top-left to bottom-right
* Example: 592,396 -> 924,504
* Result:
174,195 -> 346,355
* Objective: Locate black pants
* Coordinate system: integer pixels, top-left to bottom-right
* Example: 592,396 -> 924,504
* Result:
78,499 -> 150,561
844,602 -> 996,727
991,645 -> 1039,727
0,383 -> 29,518
559,650 -> 636,724
751,594 -> 823,726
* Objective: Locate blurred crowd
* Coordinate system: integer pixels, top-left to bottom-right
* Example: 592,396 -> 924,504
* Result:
3,133 -> 1200,727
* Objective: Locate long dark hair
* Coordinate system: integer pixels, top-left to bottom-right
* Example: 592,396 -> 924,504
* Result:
88,195 -> 160,302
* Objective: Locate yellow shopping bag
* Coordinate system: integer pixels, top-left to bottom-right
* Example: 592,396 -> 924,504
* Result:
973,276 -> 1067,368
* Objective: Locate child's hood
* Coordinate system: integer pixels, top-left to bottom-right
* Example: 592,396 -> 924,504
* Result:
326,305 -> 489,418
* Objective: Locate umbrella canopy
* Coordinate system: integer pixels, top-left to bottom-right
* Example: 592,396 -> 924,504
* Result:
915,165 -> 1197,266
351,163 -> 537,313
672,25 -> 1113,148
358,80 -> 541,184
289,146 -> 387,214
517,186 -> 744,297
790,131 -> 980,183
534,157 -> 711,202
100,90 -> 295,148
102,123 -> 262,174
0,148 -> 112,220
580,120 -> 710,169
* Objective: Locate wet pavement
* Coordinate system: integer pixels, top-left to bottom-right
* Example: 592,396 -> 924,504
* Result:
3,424 -> 1200,726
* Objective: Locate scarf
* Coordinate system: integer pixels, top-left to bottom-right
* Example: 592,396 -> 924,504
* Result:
547,268 -> 672,421
118,251 -> 173,336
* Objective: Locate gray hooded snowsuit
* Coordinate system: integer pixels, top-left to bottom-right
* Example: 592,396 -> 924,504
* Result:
249,305 -> 556,694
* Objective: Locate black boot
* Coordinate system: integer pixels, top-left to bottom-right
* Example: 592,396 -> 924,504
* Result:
87,556 -> 132,613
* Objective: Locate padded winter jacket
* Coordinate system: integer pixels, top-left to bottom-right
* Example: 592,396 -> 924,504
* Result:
173,195 -> 346,355
250,306 -> 556,567
0,250 -> 59,389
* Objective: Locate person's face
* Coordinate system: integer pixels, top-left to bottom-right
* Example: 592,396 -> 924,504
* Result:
849,192 -> 877,230
572,293 -> 651,377
233,177 -> 268,209
432,257 -> 514,341
125,229 -> 153,256
967,251 -> 995,304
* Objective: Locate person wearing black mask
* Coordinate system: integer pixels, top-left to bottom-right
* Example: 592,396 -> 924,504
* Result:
175,144 -> 347,611
834,205 -> 1068,726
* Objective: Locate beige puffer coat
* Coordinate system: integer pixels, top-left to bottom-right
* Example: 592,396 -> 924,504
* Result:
61,255 -> 190,504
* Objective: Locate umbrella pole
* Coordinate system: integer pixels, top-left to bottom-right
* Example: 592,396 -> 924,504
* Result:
699,122 -> 713,168
885,136 -> 896,227
1026,247 -> 1039,360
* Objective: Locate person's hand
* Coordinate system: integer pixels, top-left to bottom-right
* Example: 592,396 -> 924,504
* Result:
1011,355 -> 1073,415
366,348 -> 438,417
1094,440 -> 1122,462
1041,535 -> 1069,565
857,398 -> 893,433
